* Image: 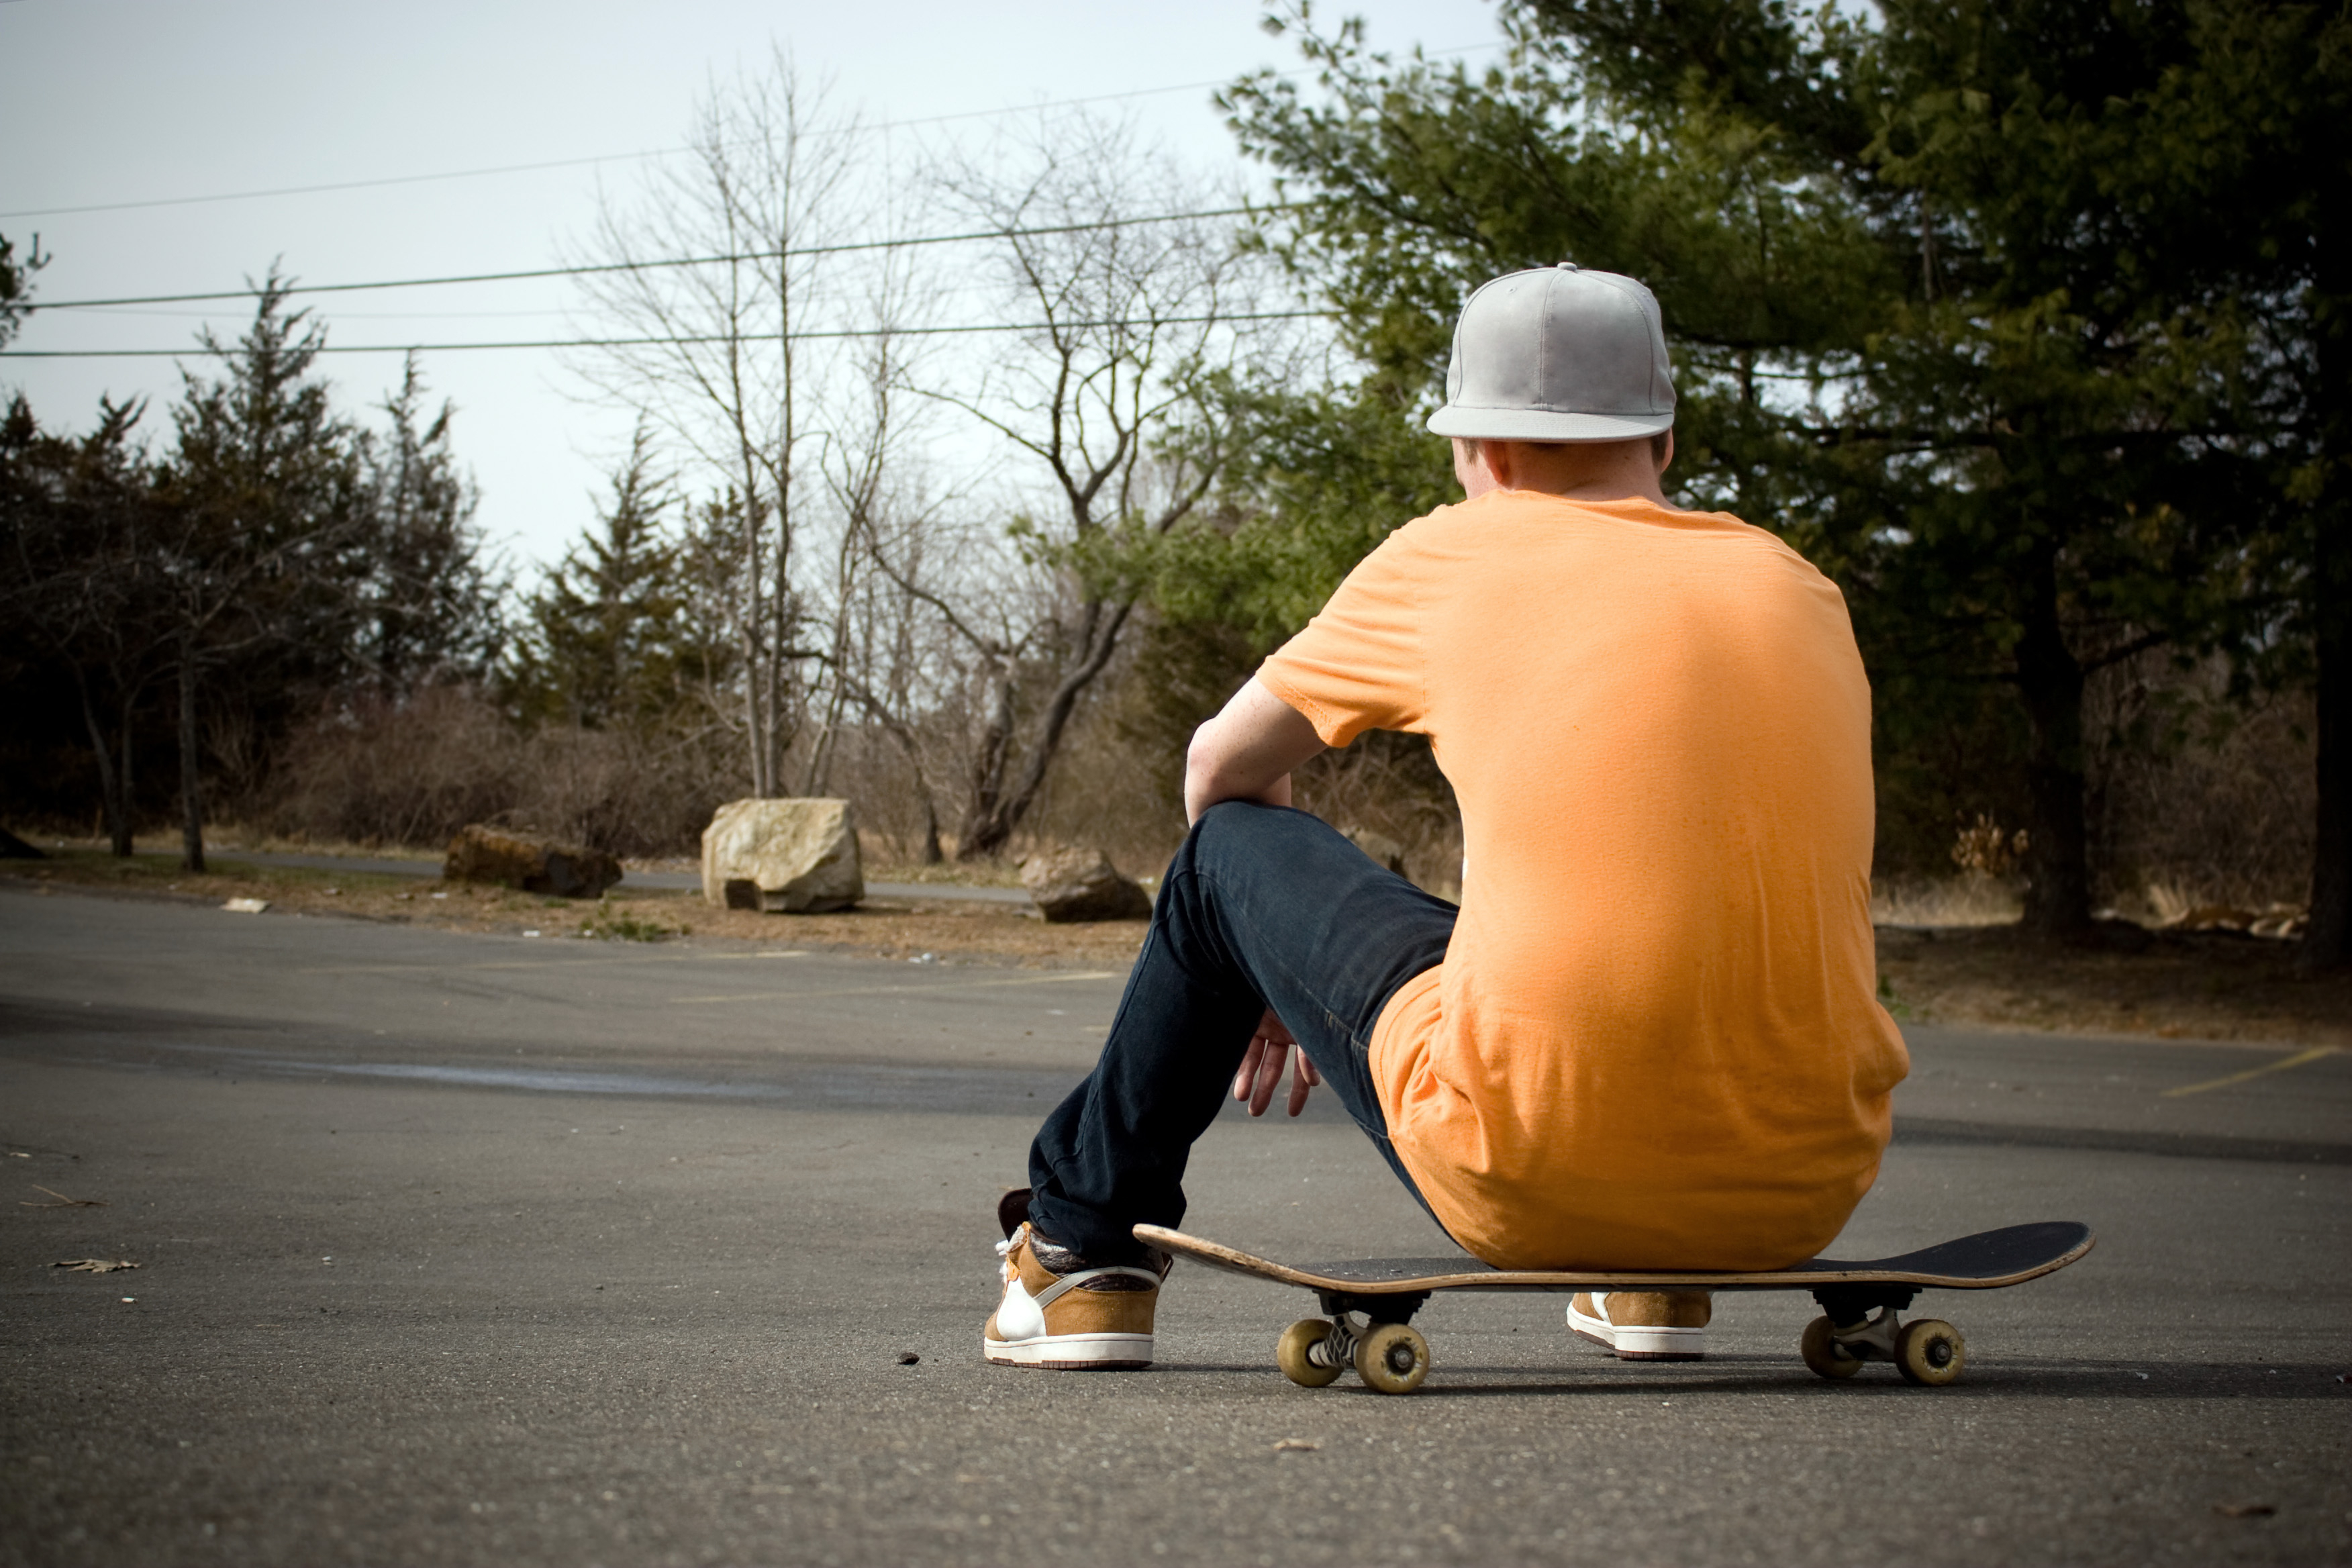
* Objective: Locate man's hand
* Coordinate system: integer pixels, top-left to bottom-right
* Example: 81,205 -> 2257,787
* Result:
1232,1008 -> 1322,1118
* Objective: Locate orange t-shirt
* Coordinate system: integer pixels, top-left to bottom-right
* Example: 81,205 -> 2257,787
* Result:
1256,488 -> 1908,1270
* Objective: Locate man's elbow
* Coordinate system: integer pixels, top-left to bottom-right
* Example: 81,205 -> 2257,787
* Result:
1183,726 -> 1228,810
1187,720 -> 1266,818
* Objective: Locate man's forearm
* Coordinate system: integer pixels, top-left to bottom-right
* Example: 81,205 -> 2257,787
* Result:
1183,677 -> 1326,825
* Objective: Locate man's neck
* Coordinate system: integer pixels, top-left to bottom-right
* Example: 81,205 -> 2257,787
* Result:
1455,437 -> 1673,507
1516,473 -> 1671,506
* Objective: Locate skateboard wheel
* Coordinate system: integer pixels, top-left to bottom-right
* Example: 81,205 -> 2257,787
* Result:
1277,1318 -> 1345,1387
1894,1319 -> 1965,1386
1354,1322 -> 1430,1395
1800,1316 -> 1865,1380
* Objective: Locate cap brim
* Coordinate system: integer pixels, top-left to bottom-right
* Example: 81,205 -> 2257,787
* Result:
1426,405 -> 1673,442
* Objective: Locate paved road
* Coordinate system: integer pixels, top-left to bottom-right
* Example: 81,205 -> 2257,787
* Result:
2,883 -> 2345,1567
203,848 -> 1037,904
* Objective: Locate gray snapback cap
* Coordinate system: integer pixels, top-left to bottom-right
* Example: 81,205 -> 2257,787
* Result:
1426,262 -> 1676,442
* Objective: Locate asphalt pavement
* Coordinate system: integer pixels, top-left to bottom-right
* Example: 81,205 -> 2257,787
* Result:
2,881 -> 2346,1567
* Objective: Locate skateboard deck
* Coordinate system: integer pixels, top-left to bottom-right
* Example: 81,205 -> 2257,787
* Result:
1133,1220 -> 2094,1393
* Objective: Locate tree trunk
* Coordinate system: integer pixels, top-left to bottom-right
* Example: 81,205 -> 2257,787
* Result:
958,602 -> 1134,861
797,670 -> 849,796
2308,587 -> 2349,968
740,497 -> 772,799
2298,239 -> 2351,971
918,791 -> 942,865
957,657 -> 1019,861
2014,540 -> 2092,938
177,642 -> 206,873
70,669 -> 126,858
889,729 -> 942,866
116,695 -> 136,856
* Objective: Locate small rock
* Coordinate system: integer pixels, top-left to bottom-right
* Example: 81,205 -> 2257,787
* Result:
1020,848 -> 1151,923
444,825 -> 622,899
222,897 -> 270,914
1271,1438 -> 1319,1453
897,1351 -> 920,1365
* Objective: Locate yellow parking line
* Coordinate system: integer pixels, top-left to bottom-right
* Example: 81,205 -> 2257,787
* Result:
671,971 -> 1118,1005
2162,1045 -> 2341,1098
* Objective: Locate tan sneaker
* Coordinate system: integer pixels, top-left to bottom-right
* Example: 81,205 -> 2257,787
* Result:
983,1221 -> 1160,1369
1567,1291 -> 1711,1361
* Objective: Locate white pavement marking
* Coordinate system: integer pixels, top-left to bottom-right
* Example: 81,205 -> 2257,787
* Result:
295,950 -> 814,974
670,972 -> 1118,1005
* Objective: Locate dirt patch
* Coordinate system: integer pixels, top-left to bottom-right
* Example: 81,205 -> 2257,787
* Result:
0,850 -> 1144,970
1875,924 -> 2351,1048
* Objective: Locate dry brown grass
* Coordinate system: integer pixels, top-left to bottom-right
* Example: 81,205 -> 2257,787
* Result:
2085,659 -> 2315,911
262,687 -> 742,860
1875,924 -> 2351,1048
1871,876 -> 2024,928
0,848 -> 1142,969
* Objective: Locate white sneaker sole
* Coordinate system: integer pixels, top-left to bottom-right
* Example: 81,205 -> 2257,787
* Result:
982,1332 -> 1153,1370
1567,1301 -> 1705,1361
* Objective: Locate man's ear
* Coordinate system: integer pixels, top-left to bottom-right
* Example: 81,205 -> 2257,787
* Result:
1657,430 -> 1675,473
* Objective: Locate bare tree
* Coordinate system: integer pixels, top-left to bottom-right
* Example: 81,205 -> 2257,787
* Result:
904,112 -> 1273,859
836,408 -> 965,861
795,236 -> 942,799
568,52 -> 862,798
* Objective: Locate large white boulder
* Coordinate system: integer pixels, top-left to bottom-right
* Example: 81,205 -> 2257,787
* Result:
701,798 -> 864,913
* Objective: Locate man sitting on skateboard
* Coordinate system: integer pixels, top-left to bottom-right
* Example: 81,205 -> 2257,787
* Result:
985,263 -> 1910,1369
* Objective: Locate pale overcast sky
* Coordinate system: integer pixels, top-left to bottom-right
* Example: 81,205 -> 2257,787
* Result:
1,1 -> 1500,571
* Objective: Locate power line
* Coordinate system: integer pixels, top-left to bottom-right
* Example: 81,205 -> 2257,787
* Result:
0,44 -> 1502,222
2,150 -> 694,223
0,308 -> 1329,359
0,91 -> 1202,222
22,203 -> 1308,313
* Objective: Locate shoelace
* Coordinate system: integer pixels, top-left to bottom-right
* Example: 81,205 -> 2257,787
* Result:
994,1222 -> 1028,1285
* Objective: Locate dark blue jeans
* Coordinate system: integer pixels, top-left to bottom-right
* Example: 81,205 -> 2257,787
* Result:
1026,801 -> 1459,1264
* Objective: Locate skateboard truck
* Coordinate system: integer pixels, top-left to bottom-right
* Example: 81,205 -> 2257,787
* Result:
1802,1284 -> 1965,1384
1279,1290 -> 1437,1394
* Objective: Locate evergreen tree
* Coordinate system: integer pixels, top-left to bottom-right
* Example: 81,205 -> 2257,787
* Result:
160,273 -> 368,871
522,425 -> 689,729
355,355 -> 501,696
0,394 -> 173,853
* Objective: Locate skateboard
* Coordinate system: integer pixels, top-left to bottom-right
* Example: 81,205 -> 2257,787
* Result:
1133,1220 -> 2094,1394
